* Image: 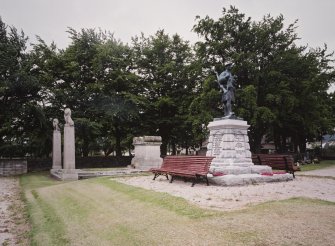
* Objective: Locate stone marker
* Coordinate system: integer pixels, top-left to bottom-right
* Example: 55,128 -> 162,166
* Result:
131,136 -> 163,170
61,108 -> 78,180
51,118 -> 62,170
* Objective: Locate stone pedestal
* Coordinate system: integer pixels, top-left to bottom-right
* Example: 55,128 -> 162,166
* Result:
61,125 -> 78,180
52,130 -> 62,170
131,136 -> 163,170
206,118 -> 293,185
63,126 -> 75,169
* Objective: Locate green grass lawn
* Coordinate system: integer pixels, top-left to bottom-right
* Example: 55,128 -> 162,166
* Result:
299,160 -> 335,172
80,167 -> 124,171
21,172 -> 335,246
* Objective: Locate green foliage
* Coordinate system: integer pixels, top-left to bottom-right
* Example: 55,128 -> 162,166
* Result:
193,6 -> 335,152
1,7 -> 335,157
0,18 -> 52,157
132,30 -> 197,154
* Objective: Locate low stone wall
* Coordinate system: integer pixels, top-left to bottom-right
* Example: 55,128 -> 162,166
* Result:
77,156 -> 133,169
0,159 -> 27,176
27,158 -> 52,172
27,156 -> 133,172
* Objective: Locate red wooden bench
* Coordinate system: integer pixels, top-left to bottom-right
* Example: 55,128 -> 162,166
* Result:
150,156 -> 214,186
252,154 -> 299,178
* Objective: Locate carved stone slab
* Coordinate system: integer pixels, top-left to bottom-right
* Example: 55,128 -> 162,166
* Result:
131,136 -> 163,170
206,119 -> 254,174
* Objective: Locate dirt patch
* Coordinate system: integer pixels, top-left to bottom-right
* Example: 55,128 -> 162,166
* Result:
0,177 -> 29,246
115,175 -> 335,211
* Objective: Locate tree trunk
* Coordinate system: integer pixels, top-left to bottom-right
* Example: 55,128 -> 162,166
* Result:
280,135 -> 287,153
273,127 -> 280,152
250,127 -> 262,153
171,142 -> 176,155
298,134 -> 306,153
115,126 -> 122,157
82,140 -> 89,157
160,141 -> 167,156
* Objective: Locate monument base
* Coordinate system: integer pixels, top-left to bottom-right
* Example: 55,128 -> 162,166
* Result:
206,118 -> 293,186
50,169 -> 78,181
131,136 -> 163,170
208,173 -> 293,186
63,125 -> 76,170
52,130 -> 62,169
209,165 -> 273,175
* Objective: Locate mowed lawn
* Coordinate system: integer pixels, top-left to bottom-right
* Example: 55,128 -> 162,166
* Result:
21,173 -> 335,246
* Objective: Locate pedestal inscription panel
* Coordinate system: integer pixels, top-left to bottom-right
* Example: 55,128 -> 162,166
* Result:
206,119 -> 254,172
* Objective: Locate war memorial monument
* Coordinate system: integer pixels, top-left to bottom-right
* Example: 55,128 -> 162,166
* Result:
206,64 -> 293,185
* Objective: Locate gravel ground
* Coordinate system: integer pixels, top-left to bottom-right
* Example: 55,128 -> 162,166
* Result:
0,177 -> 17,245
0,177 -> 28,246
116,168 -> 335,211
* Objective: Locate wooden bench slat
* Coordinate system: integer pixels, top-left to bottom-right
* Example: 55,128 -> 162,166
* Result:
252,154 -> 298,178
150,156 -> 214,186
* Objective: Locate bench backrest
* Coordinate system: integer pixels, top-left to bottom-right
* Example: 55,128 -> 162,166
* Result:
161,156 -> 214,173
252,154 -> 295,171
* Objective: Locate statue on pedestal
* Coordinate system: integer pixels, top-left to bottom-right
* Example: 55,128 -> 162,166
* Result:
51,118 -> 62,170
52,118 -> 60,131
215,63 -> 236,118
64,108 -> 74,126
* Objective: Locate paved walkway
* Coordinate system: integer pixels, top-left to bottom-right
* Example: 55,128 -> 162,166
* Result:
298,166 -> 335,178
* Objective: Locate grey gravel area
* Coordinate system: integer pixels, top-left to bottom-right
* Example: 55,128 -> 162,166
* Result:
116,166 -> 335,211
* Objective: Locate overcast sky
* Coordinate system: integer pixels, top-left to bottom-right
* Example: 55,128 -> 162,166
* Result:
1,0 -> 335,53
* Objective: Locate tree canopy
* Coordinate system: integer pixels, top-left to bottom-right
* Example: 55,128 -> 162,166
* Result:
0,6 -> 334,157
192,6 -> 335,152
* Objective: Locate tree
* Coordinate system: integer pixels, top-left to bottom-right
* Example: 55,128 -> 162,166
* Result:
192,6 -> 335,153
0,17 -> 52,157
47,28 -> 106,156
132,30 -> 196,155
92,36 -> 140,156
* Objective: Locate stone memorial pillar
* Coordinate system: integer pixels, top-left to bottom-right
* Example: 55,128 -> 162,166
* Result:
62,108 -> 78,180
51,118 -> 62,170
131,136 -> 163,170
206,119 -> 263,174
206,118 -> 292,185
204,63 -> 293,186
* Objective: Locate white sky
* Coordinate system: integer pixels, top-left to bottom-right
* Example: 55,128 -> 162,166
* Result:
1,0 -> 335,52
1,0 -> 335,92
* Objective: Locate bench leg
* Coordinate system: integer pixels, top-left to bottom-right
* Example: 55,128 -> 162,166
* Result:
192,177 -> 197,187
169,176 -> 174,183
206,176 -> 209,186
165,174 -> 169,180
153,173 -> 159,180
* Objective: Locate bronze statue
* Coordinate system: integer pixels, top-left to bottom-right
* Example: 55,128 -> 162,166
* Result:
215,63 -> 236,118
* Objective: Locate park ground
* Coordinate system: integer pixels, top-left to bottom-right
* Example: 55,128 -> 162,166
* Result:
1,161 -> 335,245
